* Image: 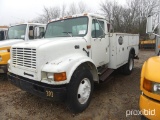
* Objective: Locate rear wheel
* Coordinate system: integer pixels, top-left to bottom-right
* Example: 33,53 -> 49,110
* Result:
122,54 -> 134,75
66,68 -> 93,113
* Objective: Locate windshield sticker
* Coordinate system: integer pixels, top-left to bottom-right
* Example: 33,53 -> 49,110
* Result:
21,35 -> 25,38
79,30 -> 86,34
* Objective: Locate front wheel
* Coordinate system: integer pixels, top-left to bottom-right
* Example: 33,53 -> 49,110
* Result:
66,68 -> 93,113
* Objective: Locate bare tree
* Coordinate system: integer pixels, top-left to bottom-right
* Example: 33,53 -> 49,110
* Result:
61,4 -> 67,17
50,6 -> 61,19
100,0 -> 160,36
78,1 -> 88,13
67,3 -> 77,15
100,0 -> 113,21
33,1 -> 90,23
33,6 -> 61,23
100,1 -> 124,32
67,2 -> 90,15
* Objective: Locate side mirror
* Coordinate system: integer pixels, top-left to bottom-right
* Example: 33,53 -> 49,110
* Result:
146,15 -> 153,33
39,32 -> 45,38
29,30 -> 34,39
149,34 -> 156,40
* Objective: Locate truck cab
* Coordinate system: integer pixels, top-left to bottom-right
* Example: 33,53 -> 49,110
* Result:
8,13 -> 139,113
140,15 -> 160,120
0,23 -> 46,74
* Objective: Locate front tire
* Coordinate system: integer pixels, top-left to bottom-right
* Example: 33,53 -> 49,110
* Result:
66,68 -> 93,113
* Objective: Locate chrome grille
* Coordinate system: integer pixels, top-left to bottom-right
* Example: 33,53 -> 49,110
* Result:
12,48 -> 36,69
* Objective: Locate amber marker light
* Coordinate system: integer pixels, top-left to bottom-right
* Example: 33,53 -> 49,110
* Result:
54,72 -> 67,81
143,78 -> 152,92
87,45 -> 91,49
158,44 -> 160,48
83,13 -> 88,16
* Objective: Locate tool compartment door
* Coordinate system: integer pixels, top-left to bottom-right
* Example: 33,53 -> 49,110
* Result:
116,34 -> 129,68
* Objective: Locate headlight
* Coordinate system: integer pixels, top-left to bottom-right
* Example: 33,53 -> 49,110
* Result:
47,73 -> 53,79
46,72 -> 67,81
0,50 -> 8,53
7,60 -> 11,70
42,72 -> 67,82
153,83 -> 160,94
143,78 -> 160,94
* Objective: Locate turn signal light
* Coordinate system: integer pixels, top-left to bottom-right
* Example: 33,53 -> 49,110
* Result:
54,72 -> 67,81
87,45 -> 91,49
143,78 -> 152,92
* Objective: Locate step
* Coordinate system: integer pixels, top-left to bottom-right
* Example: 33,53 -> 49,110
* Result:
99,68 -> 114,81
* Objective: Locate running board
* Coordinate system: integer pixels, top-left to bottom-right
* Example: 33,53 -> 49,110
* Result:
99,68 -> 114,81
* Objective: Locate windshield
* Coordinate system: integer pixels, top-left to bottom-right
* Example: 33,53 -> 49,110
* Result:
45,17 -> 88,38
8,24 -> 27,39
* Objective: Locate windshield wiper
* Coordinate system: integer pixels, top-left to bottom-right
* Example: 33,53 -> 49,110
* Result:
63,32 -> 72,37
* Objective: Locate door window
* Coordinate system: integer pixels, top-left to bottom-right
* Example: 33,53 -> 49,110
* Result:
92,19 -> 105,38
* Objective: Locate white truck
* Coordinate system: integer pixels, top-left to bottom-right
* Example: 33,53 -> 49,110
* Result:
8,13 -> 139,113
0,23 -> 46,75
0,23 -> 46,47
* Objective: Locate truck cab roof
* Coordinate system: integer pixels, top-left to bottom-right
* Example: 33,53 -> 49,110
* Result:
10,23 -> 46,27
50,13 -> 108,23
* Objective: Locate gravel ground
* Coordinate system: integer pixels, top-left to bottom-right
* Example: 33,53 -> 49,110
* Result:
0,50 -> 155,120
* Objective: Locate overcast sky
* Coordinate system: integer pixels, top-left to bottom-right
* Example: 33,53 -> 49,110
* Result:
0,0 -> 126,26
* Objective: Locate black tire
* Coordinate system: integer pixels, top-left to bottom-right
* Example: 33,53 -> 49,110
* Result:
66,68 -> 93,113
0,73 -> 7,80
122,54 -> 134,75
141,115 -> 149,120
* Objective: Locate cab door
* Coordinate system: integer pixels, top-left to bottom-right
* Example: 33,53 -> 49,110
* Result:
91,19 -> 109,67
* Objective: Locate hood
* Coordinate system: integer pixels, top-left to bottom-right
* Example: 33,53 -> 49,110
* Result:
0,39 -> 24,48
11,37 -> 85,48
145,56 -> 160,82
10,37 -> 87,81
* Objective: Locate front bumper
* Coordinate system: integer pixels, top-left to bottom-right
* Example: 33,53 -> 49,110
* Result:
8,72 -> 67,100
140,94 -> 160,120
0,64 -> 7,73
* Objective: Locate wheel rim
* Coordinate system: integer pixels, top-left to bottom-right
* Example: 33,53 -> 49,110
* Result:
77,78 -> 91,104
129,58 -> 133,71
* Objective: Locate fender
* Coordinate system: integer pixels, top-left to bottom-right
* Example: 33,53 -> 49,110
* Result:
0,47 -> 10,64
140,61 -> 146,91
129,47 -> 139,59
129,47 -> 135,56
42,53 -> 99,84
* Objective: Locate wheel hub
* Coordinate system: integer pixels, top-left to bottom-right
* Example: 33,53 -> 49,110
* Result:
129,58 -> 133,71
77,78 -> 91,104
